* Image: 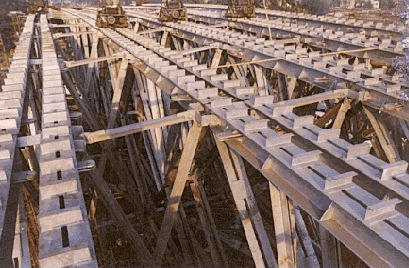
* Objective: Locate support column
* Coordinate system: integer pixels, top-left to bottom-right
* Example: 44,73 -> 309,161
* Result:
211,49 -> 223,69
107,58 -> 129,128
319,225 -> 339,268
254,65 -> 268,96
364,106 -> 400,163
154,123 -> 205,266
294,208 -> 320,268
83,34 -> 99,96
277,73 -> 287,101
270,183 -> 295,267
215,137 -> 278,268
332,98 -> 352,129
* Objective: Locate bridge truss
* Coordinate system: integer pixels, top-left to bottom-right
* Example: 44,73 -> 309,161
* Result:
1,4 -> 409,268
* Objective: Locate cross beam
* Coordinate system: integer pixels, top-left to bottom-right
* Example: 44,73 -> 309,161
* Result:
64,53 -> 124,68
54,31 -> 93,38
84,110 -> 198,144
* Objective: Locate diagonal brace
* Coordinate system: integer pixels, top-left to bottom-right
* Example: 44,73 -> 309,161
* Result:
82,34 -> 100,96
364,106 -> 401,163
107,58 -> 129,129
153,123 -> 204,266
214,136 -> 278,268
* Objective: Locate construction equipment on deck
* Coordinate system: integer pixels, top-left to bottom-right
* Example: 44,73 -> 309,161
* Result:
27,0 -> 49,13
159,0 -> 187,22
225,0 -> 256,18
96,0 -> 129,28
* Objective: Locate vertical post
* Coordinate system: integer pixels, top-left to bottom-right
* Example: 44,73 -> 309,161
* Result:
83,34 -> 99,96
107,58 -> 129,129
254,65 -> 268,96
270,183 -> 295,267
262,0 -> 273,40
215,137 -> 278,268
211,49 -> 223,69
332,98 -> 352,129
319,225 -> 339,268
161,30 -> 169,47
287,77 -> 297,99
277,73 -> 287,101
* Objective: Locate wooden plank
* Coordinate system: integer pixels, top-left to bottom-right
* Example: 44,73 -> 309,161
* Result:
171,36 -> 182,51
50,23 -> 83,28
80,26 -> 91,59
274,89 -> 348,108
137,27 -> 167,36
364,106 -> 400,163
154,123 -> 204,266
262,0 -> 273,40
319,225 -> 339,268
254,65 -> 268,96
229,149 -> 278,268
211,49 -> 223,69
128,132 -> 154,206
65,53 -> 123,68
314,103 -> 342,128
15,189 -> 31,268
294,208 -> 320,268
173,214 -> 195,266
398,119 -> 409,141
215,137 -> 278,268
133,21 -> 140,32
164,124 -> 182,176
142,74 -> 167,185
103,41 -> 118,85
216,231 -> 252,257
107,58 -> 129,129
181,45 -> 218,56
82,35 -> 99,96
333,98 -> 352,129
132,67 -> 162,187
142,130 -> 163,191
288,200 -> 298,267
270,182 -> 295,267
161,30 -> 168,47
264,69 -> 274,96
149,216 -> 184,266
54,31 -> 93,38
287,77 -> 297,99
154,84 -> 169,147
84,110 -> 196,144
277,73 -> 287,101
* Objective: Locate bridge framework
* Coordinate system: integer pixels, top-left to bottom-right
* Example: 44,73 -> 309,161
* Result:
1,5 -> 409,268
